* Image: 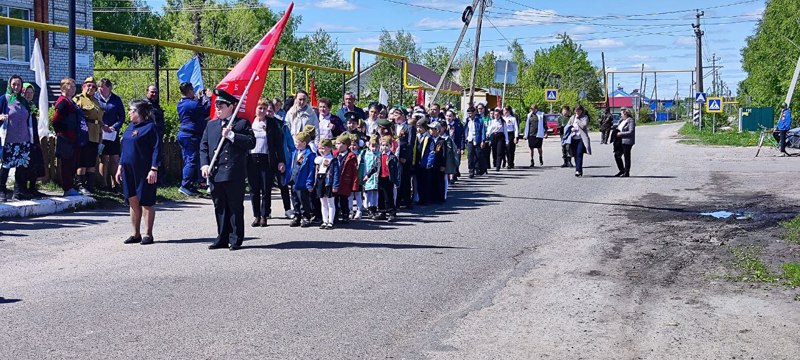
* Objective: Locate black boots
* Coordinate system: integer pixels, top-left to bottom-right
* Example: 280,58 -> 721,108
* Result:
76,173 -> 96,195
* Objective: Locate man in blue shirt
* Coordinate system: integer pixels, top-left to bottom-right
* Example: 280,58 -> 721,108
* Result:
777,102 -> 792,156
336,91 -> 365,123
96,78 -> 126,191
176,82 -> 211,195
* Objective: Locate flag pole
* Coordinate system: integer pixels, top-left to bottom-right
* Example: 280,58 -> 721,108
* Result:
207,68 -> 261,177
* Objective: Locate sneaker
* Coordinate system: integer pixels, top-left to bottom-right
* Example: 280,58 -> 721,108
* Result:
326,223 -> 334,230
301,218 -> 311,227
78,185 -> 91,195
179,186 -> 200,196
63,188 -> 82,197
354,210 -> 362,220
285,209 -> 294,219
319,223 -> 327,229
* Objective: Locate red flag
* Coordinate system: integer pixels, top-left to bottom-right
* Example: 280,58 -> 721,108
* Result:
309,77 -> 318,107
416,87 -> 425,106
210,2 -> 294,121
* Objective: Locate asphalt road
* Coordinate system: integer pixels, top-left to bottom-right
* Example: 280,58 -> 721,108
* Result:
2,123 -> 799,359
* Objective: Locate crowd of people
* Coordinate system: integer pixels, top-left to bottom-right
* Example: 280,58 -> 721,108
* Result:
1,73 -> 641,249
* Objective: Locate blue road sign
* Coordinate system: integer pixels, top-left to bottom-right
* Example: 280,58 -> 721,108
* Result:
695,92 -> 706,103
545,89 -> 558,102
706,97 -> 723,113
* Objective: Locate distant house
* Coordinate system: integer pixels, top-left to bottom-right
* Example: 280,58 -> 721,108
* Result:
0,0 -> 94,93
606,86 -> 648,114
345,60 -> 463,106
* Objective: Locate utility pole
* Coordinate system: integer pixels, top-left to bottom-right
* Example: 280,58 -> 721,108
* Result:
467,0 -> 485,106
68,0 -> 76,79
711,53 -> 718,95
430,0 -> 481,105
638,63 -> 644,121
192,0 -> 205,66
692,10 -> 704,94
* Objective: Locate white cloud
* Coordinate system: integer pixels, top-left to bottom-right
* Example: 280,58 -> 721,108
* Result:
630,54 -> 655,62
415,17 -> 463,30
673,37 -> 695,47
316,0 -> 357,10
485,9 -> 561,27
741,7 -> 765,19
581,38 -> 625,50
567,25 -> 595,35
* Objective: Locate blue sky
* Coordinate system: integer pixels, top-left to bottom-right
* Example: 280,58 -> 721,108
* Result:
146,0 -> 766,98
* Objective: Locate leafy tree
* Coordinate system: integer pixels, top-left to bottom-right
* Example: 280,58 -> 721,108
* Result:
92,0 -> 168,59
739,0 -> 800,123
365,30 -> 420,106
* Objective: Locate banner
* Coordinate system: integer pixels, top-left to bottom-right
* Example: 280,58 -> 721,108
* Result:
416,88 -> 425,106
211,2 -> 294,121
177,56 -> 205,93
309,77 -> 318,107
378,85 -> 389,106
30,38 -> 50,137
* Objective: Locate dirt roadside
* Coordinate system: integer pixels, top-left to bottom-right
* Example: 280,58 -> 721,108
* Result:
424,126 -> 800,360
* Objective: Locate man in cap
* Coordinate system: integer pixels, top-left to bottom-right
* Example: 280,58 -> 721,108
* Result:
200,88 -> 256,250
73,76 -> 105,195
777,102 -> 792,156
337,91 -> 365,122
177,82 -> 212,196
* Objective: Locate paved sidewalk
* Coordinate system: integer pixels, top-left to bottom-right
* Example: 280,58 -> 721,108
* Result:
0,194 -> 96,219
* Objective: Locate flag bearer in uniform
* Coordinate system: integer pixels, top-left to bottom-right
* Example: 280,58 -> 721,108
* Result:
200,89 -> 256,251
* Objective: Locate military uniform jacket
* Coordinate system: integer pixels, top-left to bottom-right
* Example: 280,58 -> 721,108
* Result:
200,116 -> 256,183
73,93 -> 104,143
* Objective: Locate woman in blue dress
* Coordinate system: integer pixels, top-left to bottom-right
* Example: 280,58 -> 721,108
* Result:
115,99 -> 162,245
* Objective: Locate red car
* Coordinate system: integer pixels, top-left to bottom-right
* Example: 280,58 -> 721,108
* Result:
543,114 -> 560,135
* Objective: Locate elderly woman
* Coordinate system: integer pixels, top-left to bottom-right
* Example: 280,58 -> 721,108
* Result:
0,75 -> 34,201
21,83 -> 46,197
612,109 -> 636,177
566,104 -> 592,177
116,99 -> 162,245
52,78 -> 83,196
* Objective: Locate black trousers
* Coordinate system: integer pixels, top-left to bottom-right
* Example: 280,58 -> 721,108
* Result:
336,194 -> 350,220
210,179 -> 246,247
291,187 -> 312,220
377,177 -> 396,214
247,154 -> 273,218
417,167 -> 431,204
480,142 -> 490,173
467,142 -> 481,173
779,130 -> 788,153
429,168 -> 445,203
614,143 -> 633,175
272,167 -> 291,211
397,163 -> 412,207
505,137 -> 516,168
601,129 -> 611,144
490,133 -> 506,170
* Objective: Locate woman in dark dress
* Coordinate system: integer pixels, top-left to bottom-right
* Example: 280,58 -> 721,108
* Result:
115,99 -> 162,245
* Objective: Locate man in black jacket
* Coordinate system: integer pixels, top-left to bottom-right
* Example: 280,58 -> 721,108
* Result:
200,89 -> 256,251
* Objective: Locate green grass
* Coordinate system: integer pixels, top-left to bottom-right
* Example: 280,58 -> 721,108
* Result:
781,215 -> 800,245
782,263 -> 800,287
37,179 -> 194,205
729,246 -> 777,283
639,119 -> 684,126
678,122 -> 760,146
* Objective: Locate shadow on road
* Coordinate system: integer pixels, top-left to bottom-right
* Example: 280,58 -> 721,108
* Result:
243,240 -> 469,250
0,297 -> 22,304
585,175 -> 677,179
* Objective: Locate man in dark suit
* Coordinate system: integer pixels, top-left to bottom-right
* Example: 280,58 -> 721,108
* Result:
200,89 -> 256,251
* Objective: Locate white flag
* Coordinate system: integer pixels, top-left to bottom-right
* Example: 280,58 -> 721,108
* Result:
30,38 -> 50,138
379,85 -> 389,106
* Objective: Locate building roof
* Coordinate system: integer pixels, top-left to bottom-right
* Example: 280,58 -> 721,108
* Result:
346,60 -> 464,92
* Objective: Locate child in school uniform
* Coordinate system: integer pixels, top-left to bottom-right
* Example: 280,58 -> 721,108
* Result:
348,134 -> 365,220
360,136 -> 380,219
421,121 -> 447,204
373,135 -> 400,222
285,130 -> 316,227
334,133 -> 358,224
313,138 -> 339,229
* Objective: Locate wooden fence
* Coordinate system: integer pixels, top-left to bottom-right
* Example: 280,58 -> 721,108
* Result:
39,137 -> 184,184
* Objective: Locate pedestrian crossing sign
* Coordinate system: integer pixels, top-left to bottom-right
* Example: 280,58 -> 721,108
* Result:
695,92 -> 706,103
706,97 -> 723,113
545,89 -> 558,102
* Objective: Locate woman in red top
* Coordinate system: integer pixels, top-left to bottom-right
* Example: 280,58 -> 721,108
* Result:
51,78 -> 82,196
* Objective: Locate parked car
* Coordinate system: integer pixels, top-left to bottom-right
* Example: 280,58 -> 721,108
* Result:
544,114 -> 560,135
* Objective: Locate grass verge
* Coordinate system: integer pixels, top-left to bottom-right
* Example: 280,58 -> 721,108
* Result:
677,122 -> 760,146
38,179 -> 198,207
781,215 -> 800,245
729,246 -> 800,287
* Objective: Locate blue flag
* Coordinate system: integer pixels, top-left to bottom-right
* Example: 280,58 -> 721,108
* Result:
176,56 -> 204,92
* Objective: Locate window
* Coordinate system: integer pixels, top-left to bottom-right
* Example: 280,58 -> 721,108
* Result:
0,7 -> 31,63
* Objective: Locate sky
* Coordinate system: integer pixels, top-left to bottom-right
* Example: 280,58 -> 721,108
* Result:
143,0 -> 766,99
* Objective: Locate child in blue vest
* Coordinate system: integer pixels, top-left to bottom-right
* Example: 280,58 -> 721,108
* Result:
314,138 -> 339,229
360,136 -> 380,218
285,130 -> 316,227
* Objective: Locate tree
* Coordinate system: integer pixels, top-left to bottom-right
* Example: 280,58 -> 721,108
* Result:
295,30 -> 348,103
92,0 -> 168,59
738,0 -> 800,122
365,30 -> 420,106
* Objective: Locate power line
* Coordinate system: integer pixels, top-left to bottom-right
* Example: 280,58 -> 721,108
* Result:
483,16 -> 514,47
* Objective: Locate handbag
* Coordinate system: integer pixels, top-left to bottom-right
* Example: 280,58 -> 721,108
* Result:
55,135 -> 74,159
